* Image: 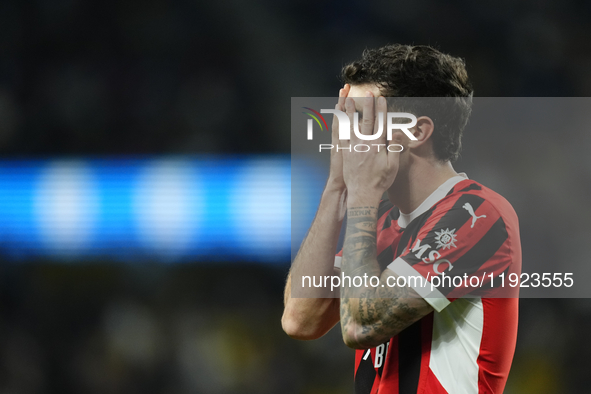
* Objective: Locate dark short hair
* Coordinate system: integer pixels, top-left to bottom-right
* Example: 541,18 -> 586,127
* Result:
341,44 -> 473,162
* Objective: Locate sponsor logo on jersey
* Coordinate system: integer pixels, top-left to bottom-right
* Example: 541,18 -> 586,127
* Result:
411,237 -> 455,273
435,228 -> 458,250
412,238 -> 441,264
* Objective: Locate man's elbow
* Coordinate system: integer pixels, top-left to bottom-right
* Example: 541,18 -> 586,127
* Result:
341,323 -> 371,349
281,312 -> 327,340
341,322 -> 398,349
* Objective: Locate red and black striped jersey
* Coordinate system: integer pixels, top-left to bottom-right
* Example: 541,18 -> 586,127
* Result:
336,175 -> 521,394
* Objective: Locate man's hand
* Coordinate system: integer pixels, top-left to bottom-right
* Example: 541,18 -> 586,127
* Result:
341,94 -> 400,205
326,84 -> 351,192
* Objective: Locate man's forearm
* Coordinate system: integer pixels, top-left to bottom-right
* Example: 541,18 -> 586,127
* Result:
339,202 -> 381,335
289,183 -> 346,297
282,183 -> 346,339
339,197 -> 433,349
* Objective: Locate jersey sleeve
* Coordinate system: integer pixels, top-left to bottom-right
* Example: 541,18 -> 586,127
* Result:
387,194 -> 514,312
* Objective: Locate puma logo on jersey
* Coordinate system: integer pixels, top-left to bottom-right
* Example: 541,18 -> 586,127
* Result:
463,202 -> 486,228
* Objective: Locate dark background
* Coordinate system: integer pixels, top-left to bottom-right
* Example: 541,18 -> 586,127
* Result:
0,0 -> 590,393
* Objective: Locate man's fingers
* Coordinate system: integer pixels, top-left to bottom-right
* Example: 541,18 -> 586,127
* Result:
345,97 -> 356,114
332,87 -> 347,137
331,103 -> 341,143
361,92 -> 374,136
376,96 -> 388,147
344,97 -> 356,146
338,85 -> 348,109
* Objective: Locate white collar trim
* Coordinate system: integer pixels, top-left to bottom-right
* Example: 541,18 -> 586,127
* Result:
397,173 -> 468,228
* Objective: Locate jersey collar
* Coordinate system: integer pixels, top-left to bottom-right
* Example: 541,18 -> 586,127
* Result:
397,173 -> 468,229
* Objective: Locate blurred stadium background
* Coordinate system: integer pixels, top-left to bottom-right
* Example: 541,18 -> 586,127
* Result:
0,0 -> 590,393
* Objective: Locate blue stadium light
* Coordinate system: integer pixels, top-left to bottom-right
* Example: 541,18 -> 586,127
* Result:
0,156 -> 324,263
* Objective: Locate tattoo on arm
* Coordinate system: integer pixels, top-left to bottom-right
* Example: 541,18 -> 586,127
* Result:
340,206 -> 431,347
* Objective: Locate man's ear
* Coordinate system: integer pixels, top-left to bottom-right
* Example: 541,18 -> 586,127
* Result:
407,116 -> 434,149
